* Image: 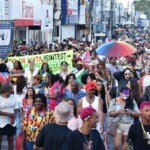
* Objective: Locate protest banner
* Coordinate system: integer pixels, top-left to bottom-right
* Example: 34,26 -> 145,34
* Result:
8,50 -> 73,74
0,20 -> 15,61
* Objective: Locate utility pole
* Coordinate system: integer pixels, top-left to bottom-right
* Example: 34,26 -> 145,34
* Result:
109,0 -> 114,38
93,0 -> 98,43
101,0 -> 104,32
119,4 -> 121,25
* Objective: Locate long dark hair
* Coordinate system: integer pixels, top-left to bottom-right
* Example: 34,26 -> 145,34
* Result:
16,75 -> 26,94
0,63 -> 9,73
50,74 -> 58,86
95,79 -> 106,112
63,73 -> 76,87
25,87 -> 36,99
120,87 -> 134,110
95,79 -> 105,100
66,98 -> 78,118
129,78 -> 140,103
14,60 -> 23,70
40,63 -> 50,72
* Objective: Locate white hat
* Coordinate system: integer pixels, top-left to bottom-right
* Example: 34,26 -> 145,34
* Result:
54,102 -> 73,123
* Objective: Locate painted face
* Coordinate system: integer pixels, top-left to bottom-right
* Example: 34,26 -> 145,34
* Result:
120,89 -> 130,100
124,70 -> 131,80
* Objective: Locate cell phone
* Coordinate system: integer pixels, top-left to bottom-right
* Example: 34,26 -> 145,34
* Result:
124,109 -> 129,112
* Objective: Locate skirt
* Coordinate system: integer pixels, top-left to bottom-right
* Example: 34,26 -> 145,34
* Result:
0,124 -> 16,136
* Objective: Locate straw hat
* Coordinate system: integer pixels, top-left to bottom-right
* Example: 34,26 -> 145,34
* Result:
54,102 -> 73,123
32,75 -> 42,81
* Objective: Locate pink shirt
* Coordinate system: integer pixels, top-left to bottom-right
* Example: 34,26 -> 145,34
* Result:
67,116 -> 83,131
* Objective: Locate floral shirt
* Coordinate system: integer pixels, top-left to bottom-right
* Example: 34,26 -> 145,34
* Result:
65,90 -> 87,104
22,107 -> 54,142
108,99 -> 139,123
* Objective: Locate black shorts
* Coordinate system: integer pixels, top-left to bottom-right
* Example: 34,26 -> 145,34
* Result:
0,124 -> 16,136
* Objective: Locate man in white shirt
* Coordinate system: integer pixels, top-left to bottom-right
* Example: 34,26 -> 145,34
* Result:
24,58 -> 39,84
0,83 -> 18,150
106,57 -> 123,98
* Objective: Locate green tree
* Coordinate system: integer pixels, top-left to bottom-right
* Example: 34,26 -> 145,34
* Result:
134,0 -> 150,19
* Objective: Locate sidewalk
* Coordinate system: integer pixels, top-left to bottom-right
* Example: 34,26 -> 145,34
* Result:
1,135 -> 16,150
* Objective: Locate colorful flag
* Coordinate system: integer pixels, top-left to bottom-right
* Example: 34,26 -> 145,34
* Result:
82,50 -> 91,65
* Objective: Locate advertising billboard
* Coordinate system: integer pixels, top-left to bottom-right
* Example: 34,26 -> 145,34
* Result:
12,0 -> 41,26
0,21 -> 15,60
41,5 -> 53,31
61,0 -> 80,25
0,0 -> 5,20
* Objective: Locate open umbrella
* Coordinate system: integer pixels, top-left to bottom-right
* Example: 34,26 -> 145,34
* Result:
96,41 -> 137,57
115,28 -> 126,32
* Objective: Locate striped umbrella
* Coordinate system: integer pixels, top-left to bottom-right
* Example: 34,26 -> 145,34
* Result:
96,41 -> 137,57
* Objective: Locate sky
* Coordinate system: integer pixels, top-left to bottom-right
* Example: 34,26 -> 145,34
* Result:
117,0 -> 134,8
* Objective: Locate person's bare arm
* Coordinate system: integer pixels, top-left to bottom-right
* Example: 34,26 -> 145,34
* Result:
109,109 -> 124,117
77,99 -> 83,114
98,99 -> 104,133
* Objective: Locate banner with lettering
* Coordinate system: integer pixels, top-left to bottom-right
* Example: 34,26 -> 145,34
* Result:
0,20 -> 15,61
8,50 -> 73,74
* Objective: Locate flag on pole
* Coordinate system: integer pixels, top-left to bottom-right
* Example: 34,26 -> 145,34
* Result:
82,50 -> 91,65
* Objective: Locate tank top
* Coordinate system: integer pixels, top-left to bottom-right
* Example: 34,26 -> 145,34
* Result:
82,96 -> 101,132
82,96 -> 99,113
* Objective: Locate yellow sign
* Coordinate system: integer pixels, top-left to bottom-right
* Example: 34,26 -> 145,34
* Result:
8,50 -> 73,74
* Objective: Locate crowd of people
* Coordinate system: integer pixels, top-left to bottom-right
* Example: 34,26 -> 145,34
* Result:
0,27 -> 150,150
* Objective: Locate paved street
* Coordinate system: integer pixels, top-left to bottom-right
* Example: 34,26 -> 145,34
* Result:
1,136 -> 16,150
1,135 -> 114,150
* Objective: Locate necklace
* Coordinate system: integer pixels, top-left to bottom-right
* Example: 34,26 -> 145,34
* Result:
86,96 -> 95,107
141,122 -> 150,145
79,128 -> 93,150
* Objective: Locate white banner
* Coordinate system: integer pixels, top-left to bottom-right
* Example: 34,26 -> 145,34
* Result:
41,5 -> 53,31
0,0 -> 5,20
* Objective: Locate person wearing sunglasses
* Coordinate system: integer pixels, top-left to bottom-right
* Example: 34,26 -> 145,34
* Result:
108,87 -> 140,150
114,68 -> 136,96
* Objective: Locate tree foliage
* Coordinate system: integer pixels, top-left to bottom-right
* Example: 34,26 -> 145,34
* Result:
134,0 -> 150,19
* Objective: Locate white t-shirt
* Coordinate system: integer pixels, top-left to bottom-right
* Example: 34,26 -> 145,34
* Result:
106,64 -> 123,87
24,66 -> 39,83
13,85 -> 27,108
0,95 -> 18,128
143,75 -> 150,87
